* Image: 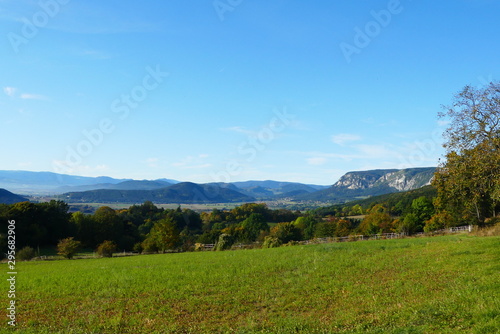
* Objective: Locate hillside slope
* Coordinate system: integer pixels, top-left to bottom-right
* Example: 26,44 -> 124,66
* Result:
0,188 -> 28,204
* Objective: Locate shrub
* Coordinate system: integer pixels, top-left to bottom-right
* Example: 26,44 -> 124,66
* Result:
270,222 -> 302,244
57,237 -> 81,259
133,242 -> 143,253
262,236 -> 282,248
96,240 -> 118,258
17,246 -> 36,261
215,233 -> 234,251
283,240 -> 300,247
484,217 -> 500,226
424,212 -> 451,233
141,238 -> 159,254
472,223 -> 500,237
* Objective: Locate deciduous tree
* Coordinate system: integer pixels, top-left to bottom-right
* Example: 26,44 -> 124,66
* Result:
57,237 -> 81,259
433,82 -> 500,225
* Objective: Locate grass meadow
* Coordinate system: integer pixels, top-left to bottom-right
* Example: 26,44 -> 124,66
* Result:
2,235 -> 499,333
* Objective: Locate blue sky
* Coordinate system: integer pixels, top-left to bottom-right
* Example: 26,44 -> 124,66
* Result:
1,0 -> 499,185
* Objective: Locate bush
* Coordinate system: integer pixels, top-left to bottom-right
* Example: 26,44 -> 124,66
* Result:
215,233 -> 234,251
283,240 -> 300,247
472,223 -> 500,237
17,246 -> 36,261
262,236 -> 282,249
484,217 -> 500,226
133,242 -> 143,253
96,240 -> 118,258
270,222 -> 302,244
141,238 -> 159,254
424,212 -> 451,233
57,237 -> 81,259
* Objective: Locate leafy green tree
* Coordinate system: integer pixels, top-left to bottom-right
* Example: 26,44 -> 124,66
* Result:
396,213 -> 419,235
71,212 -> 97,247
270,222 -> 302,244
231,203 -> 270,222
142,217 -> 180,253
350,204 -> 363,216
196,230 -> 222,244
398,196 -> 435,234
314,219 -> 337,238
120,201 -> 164,228
38,200 -> 72,244
293,216 -> 317,240
240,213 -> 269,242
93,206 -> 124,247
57,237 -> 81,259
270,209 -> 300,223
8,202 -> 45,248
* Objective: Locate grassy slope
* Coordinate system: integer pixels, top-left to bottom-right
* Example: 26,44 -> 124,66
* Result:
4,235 -> 499,333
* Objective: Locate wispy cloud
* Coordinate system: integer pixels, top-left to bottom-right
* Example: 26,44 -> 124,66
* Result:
51,161 -> 110,176
307,157 -> 327,166
3,86 -> 16,97
81,49 -> 113,60
331,133 -> 362,145
3,87 -> 49,100
144,158 -> 159,168
172,154 -> 212,169
223,126 -> 256,136
20,93 -> 48,100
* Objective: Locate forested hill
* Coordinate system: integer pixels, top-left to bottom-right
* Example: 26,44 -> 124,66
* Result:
0,189 -> 28,204
61,182 -> 255,204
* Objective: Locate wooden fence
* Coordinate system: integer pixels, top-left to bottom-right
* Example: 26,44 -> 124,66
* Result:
197,225 -> 473,250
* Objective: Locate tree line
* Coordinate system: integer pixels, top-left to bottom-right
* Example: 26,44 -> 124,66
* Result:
0,193 -> 443,257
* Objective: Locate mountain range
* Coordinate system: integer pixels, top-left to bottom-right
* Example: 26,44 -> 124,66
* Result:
0,168 -> 436,205
0,170 -> 180,195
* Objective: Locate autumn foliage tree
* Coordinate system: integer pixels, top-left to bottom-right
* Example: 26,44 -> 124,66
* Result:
57,237 -> 81,259
96,240 -> 118,257
433,82 -> 500,225
358,205 -> 393,235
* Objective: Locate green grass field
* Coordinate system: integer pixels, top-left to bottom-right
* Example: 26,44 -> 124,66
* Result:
3,235 -> 499,333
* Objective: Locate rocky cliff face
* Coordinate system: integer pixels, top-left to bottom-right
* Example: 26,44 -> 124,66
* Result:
333,168 -> 435,192
304,167 -> 436,202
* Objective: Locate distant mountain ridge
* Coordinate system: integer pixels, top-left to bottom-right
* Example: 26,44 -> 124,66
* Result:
0,168 -> 436,204
0,170 -> 132,194
55,180 -> 173,193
